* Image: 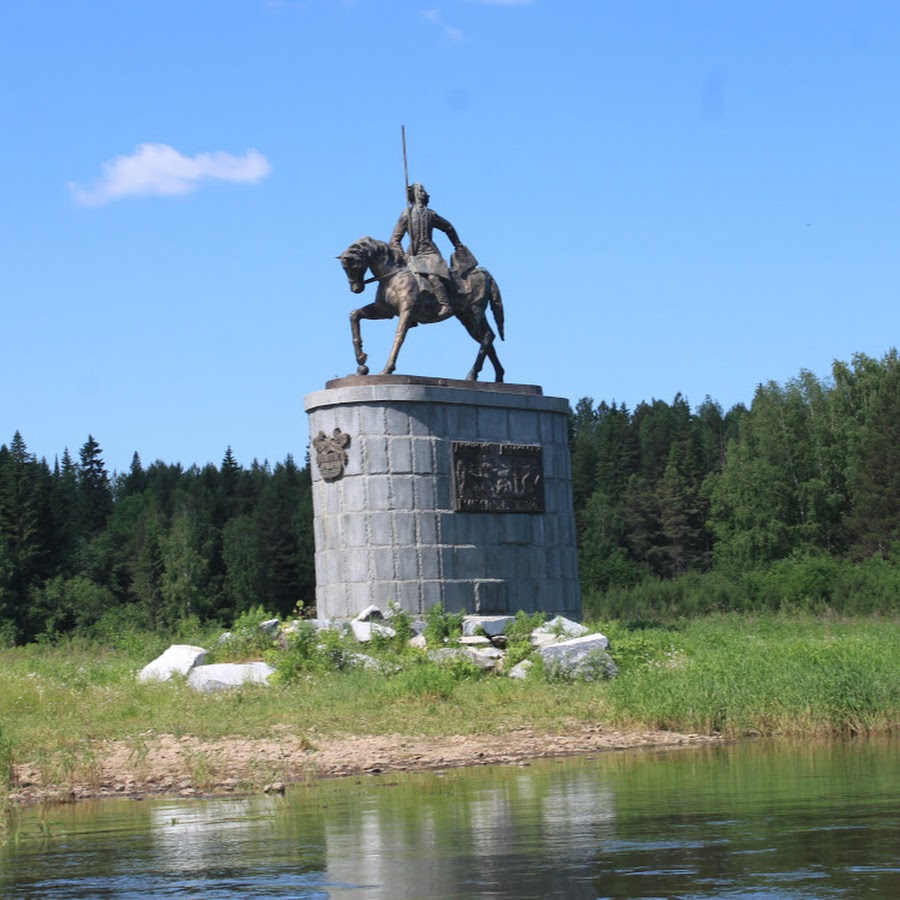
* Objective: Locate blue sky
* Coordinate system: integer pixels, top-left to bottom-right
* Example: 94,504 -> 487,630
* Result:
4,1 -> 900,474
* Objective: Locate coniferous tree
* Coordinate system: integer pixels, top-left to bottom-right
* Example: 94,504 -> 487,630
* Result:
0,433 -> 48,635
48,449 -> 80,575
77,435 -> 113,539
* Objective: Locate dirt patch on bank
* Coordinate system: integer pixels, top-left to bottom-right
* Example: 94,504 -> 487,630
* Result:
8,725 -> 720,806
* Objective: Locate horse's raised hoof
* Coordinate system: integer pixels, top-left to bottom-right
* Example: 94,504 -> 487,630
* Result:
357,364 -> 370,375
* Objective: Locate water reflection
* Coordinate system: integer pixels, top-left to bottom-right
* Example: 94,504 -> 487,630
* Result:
2,738 -> 898,898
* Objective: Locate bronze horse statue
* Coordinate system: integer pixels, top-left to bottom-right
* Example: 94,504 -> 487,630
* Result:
338,236 -> 505,382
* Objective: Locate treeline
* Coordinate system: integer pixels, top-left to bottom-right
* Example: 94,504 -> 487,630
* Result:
0,437 -> 314,644
573,349 -> 900,617
2,349 -> 899,643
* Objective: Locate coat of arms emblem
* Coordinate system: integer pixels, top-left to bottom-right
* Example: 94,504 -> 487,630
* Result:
313,428 -> 351,481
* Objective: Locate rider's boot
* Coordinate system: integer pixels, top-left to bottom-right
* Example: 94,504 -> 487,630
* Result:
431,278 -> 455,321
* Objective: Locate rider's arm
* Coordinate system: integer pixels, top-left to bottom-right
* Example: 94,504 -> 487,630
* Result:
432,213 -> 462,250
389,210 -> 409,251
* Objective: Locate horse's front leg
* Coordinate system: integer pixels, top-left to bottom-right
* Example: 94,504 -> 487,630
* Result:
350,302 -> 393,376
349,308 -> 369,374
382,309 -> 413,375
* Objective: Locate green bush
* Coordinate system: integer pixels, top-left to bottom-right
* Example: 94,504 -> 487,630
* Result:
387,602 -> 414,645
423,603 -> 464,646
208,605 -> 277,662
384,654 -> 483,702
268,622 -> 357,683
504,610 -> 546,643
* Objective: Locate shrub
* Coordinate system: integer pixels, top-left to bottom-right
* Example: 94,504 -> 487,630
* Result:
210,605 -> 277,662
504,610 -> 546,643
268,622 -> 356,683
386,601 -> 414,645
423,603 -> 464,646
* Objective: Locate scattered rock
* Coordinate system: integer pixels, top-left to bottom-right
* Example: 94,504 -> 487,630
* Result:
351,620 -> 397,643
538,634 -> 617,681
427,647 -> 467,663
186,662 -> 276,693
533,615 -> 591,639
530,632 -> 561,649
347,652 -> 400,674
507,659 -> 533,680
138,645 -> 207,682
462,615 -> 515,637
462,646 -> 504,670
408,634 -> 428,649
353,604 -> 385,622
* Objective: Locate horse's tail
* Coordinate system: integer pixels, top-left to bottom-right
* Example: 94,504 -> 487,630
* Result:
486,271 -> 505,341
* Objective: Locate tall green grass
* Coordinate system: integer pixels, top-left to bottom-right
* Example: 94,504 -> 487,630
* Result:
596,614 -> 900,737
0,614 -> 897,810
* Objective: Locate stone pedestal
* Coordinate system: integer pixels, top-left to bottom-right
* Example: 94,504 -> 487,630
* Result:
304,376 -> 581,619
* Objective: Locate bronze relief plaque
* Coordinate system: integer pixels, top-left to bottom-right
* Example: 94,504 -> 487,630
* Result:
451,441 -> 544,513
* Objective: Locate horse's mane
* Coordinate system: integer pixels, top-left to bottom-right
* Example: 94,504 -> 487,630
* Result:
345,236 -> 405,269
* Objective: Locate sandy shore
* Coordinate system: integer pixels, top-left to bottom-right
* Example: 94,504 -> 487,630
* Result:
9,725 -> 720,806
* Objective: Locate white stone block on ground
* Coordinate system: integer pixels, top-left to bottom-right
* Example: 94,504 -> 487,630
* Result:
351,620 -> 396,642
353,604 -> 385,622
538,633 -> 617,681
463,646 -> 504,670
462,615 -> 516,637
138,645 -> 207,682
507,659 -> 533,680
427,648 -> 467,663
530,632 -> 560,648
533,616 -> 590,639
186,662 -> 275,693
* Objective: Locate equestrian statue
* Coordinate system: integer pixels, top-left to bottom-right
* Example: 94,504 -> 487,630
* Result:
338,179 -> 505,382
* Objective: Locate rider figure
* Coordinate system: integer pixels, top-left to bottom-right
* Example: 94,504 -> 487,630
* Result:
390,183 -> 463,321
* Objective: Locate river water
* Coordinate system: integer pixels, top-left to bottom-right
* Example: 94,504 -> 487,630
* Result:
1,738 -> 897,898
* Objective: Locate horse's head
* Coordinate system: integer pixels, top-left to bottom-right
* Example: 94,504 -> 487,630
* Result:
337,240 -> 369,294
338,237 -> 404,294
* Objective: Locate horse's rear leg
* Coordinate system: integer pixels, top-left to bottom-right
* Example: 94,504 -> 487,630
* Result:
467,337 -> 503,383
461,312 -> 504,383
486,343 -> 504,382
467,345 -> 487,381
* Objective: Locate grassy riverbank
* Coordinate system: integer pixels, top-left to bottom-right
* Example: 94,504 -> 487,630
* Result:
1,613 -> 897,809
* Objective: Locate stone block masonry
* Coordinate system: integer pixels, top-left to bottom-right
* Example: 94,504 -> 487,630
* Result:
304,375 -> 581,620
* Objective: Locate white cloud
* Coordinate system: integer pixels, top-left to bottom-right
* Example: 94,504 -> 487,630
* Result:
69,143 -> 271,207
420,9 -> 464,41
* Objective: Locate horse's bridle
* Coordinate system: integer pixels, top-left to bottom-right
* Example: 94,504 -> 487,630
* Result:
362,268 -> 405,285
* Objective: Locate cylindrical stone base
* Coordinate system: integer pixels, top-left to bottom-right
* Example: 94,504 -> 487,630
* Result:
304,376 -> 581,619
